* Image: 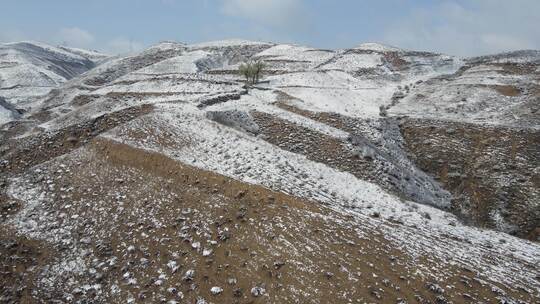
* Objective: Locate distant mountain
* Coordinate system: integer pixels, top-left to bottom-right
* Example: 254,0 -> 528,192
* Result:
0,41 -> 109,122
468,49 -> 540,64
57,45 -> 109,63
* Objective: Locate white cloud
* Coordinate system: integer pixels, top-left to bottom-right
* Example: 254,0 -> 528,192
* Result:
221,0 -> 304,28
382,0 -> 540,56
57,27 -> 95,48
105,37 -> 145,54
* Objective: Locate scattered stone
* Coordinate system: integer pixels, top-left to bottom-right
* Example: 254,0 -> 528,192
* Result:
210,286 -> 223,295
196,298 -> 207,304
435,295 -> 449,304
370,289 -> 382,299
218,229 -> 231,241
274,260 -> 286,269
202,248 -> 213,257
251,286 -> 266,297
183,269 -> 195,282
427,282 -> 445,294
167,260 -> 179,273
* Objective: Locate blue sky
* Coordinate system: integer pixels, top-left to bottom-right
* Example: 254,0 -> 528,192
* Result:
1,0 -> 538,56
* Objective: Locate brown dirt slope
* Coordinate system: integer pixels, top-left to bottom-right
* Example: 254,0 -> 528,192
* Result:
1,137 -> 536,303
400,118 -> 540,240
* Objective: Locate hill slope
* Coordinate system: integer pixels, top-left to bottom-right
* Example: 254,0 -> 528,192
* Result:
0,41 -> 108,123
0,40 -> 538,303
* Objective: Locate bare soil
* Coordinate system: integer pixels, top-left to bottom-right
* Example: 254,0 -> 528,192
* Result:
0,104 -> 153,175
2,137 -> 535,303
400,118 -> 540,240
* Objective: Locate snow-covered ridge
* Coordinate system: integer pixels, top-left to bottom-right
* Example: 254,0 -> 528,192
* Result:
58,46 -> 109,63
468,49 -> 540,64
5,38 -> 537,130
0,41 -> 109,121
354,42 -> 404,53
188,38 -> 274,49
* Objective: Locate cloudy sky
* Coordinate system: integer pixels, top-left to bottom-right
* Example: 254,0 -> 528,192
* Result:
1,0 -> 538,56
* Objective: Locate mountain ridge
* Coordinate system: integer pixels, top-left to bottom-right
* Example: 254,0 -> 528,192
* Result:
0,40 -> 109,125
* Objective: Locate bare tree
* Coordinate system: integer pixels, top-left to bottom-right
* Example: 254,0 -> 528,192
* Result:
238,60 -> 265,86
253,60 -> 266,83
238,63 -> 252,85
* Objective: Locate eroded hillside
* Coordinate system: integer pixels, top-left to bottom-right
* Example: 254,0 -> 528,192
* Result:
0,40 -> 539,303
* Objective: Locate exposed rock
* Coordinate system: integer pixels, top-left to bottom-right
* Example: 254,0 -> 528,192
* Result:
251,286 -> 266,297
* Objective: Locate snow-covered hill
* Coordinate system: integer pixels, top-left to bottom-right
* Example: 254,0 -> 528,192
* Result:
0,39 -> 538,303
0,41 -> 108,121
388,51 -> 540,128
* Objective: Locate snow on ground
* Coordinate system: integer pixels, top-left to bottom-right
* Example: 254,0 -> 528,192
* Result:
254,44 -> 335,70
447,64 -> 524,86
133,50 -> 210,74
2,39 -> 539,301
0,53 -> 66,87
141,41 -> 186,52
0,41 -> 106,110
282,86 -> 394,118
23,39 -> 464,130
0,104 -> 14,125
3,41 -> 90,60
103,101 -> 540,294
388,60 -> 539,127
354,42 -> 403,53
319,50 -> 383,71
259,70 -> 395,118
1,86 -> 55,108
266,70 -> 377,89
105,102 -> 425,214
468,50 -> 540,64
58,46 -> 109,63
189,39 -> 273,49
93,75 -> 239,96
4,38 -> 533,216
207,90 -> 350,139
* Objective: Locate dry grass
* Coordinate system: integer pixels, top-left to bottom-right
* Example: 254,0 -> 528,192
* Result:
68,138 -> 535,303
400,119 -> 540,239
2,137 -> 534,302
489,85 -> 521,97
